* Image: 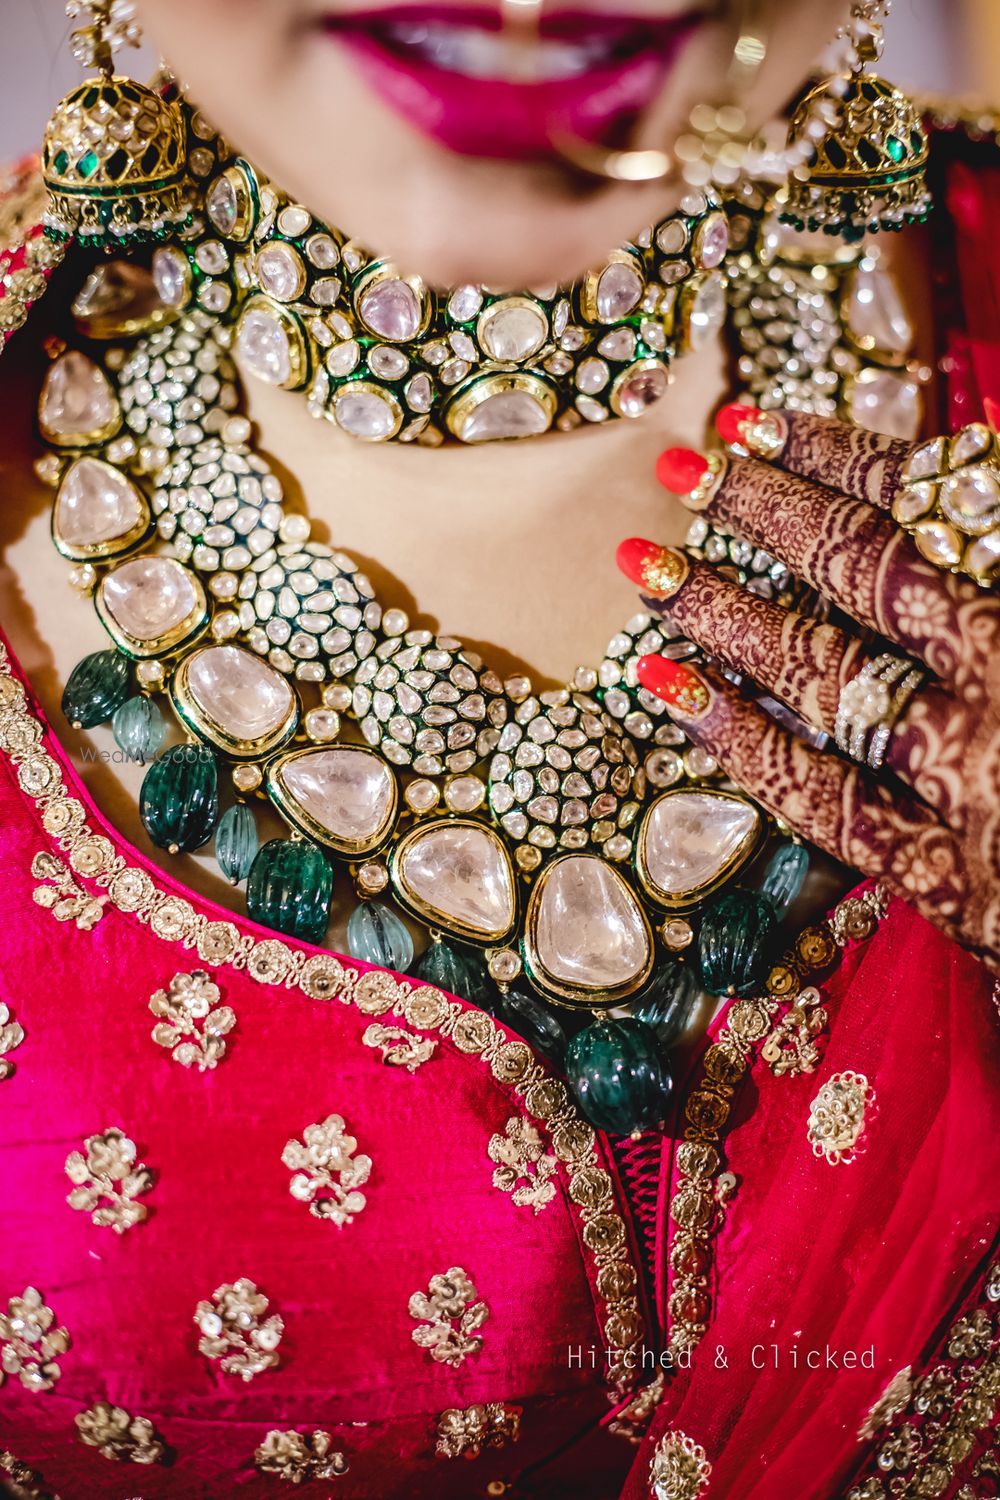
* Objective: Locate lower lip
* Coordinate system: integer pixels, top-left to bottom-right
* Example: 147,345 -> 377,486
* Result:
321,12 -> 704,162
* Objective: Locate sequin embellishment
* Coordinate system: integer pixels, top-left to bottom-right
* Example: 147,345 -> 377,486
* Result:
150,969 -> 236,1070
409,1267 -> 489,1368
65,1127 -> 154,1233
807,1071 -> 876,1166
0,1288 -> 70,1392
488,1116 -> 558,1214
0,1002 -> 25,1082
75,1401 -> 167,1463
281,1114 -> 372,1226
254,1430 -> 349,1482
435,1403 -> 522,1460
195,1279 -> 284,1381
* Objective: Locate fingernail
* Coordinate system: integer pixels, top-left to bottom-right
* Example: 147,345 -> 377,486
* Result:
616,539 -> 689,599
656,447 -> 711,495
715,401 -> 786,459
636,655 -> 712,718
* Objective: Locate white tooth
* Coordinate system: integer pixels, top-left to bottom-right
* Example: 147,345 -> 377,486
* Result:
384,20 -> 604,82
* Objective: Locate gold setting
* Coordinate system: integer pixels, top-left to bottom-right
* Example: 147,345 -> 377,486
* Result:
353,262 -> 431,342
332,380 -> 404,442
522,854 -> 655,1008
476,295 -> 550,363
634,789 -> 764,911
235,295 -> 311,391
390,819 -> 518,946
444,371 -> 557,442
580,250 -> 645,324
95,559 -> 209,660
52,457 -> 152,562
207,162 -> 259,243
266,746 -> 399,857
171,647 -> 301,759
609,358 -> 669,419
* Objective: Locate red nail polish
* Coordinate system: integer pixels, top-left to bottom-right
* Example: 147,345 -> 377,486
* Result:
716,401 -> 761,447
656,447 -> 711,496
615,539 -> 689,598
636,655 -> 712,718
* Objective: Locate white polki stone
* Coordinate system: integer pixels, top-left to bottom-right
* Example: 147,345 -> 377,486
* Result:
276,747 -> 395,850
334,388 -> 399,440
695,213 -> 730,270
39,352 -> 120,443
359,279 -> 421,341
257,243 -> 305,302
449,284 -> 483,322
237,307 -> 293,385
637,791 -> 761,902
940,469 -> 1000,534
656,219 -> 689,255
615,363 -> 668,417
598,328 -> 637,361
369,346 -> 409,379
965,528 -> 1000,579
395,822 -> 515,941
327,340 -> 360,377
206,175 -> 238,234
576,358 -> 609,394
848,368 -> 922,441
100,555 -> 201,644
152,247 -> 190,308
185,644 -> 296,744
528,854 -> 651,994
596,261 -> 643,321
479,300 -> 547,362
950,424 -> 992,467
459,390 -> 551,443
687,273 -> 727,349
54,457 -> 146,553
845,262 -> 913,355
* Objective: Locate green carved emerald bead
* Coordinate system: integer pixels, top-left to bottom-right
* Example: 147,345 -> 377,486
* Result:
566,1017 -> 672,1135
140,744 -> 218,854
247,838 -> 333,946
761,843 -> 810,919
698,890 -> 777,997
496,987 -> 566,1066
347,901 -> 414,972
112,695 -> 165,765
215,802 -> 259,885
62,650 -> 131,730
414,940 -> 495,1009
631,961 -> 700,1049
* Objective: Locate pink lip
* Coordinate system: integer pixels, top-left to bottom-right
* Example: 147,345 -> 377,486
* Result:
319,6 -> 706,162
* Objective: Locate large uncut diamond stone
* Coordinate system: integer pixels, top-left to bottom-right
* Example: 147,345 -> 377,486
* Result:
358,278 -> 421,341
596,261 -> 643,321
457,388 -> 552,443
527,854 -> 652,1000
479,299 -> 548,362
98,556 -> 204,656
54,457 -> 148,559
39,351 -> 121,446
393,821 -> 515,943
179,644 -> 298,754
237,305 -> 294,385
845,262 -> 914,355
848,368 -> 921,441
637,790 -> 761,906
272,747 -> 397,854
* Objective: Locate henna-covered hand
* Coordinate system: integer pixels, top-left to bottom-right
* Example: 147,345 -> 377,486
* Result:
617,406 -> 1000,971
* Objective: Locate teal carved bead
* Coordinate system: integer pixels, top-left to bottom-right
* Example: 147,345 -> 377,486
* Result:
414,941 -> 494,1008
631,961 -> 700,1048
698,890 -> 777,996
496,987 -> 566,1066
566,1017 -> 672,1135
62,649 -> 130,729
347,901 -> 415,972
111,695 -> 165,765
761,843 -> 810,919
140,744 -> 218,854
247,838 -> 333,946
215,802 -> 259,885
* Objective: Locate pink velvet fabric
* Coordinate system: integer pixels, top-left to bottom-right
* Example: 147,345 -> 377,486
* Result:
0,633 -> 643,1498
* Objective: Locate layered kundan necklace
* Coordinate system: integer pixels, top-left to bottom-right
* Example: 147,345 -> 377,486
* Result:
29,68 -> 924,1129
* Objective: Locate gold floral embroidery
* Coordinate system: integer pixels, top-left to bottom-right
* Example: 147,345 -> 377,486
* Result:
807,1071 -> 875,1165
0,1288 -> 70,1392
0,227 -> 65,343
150,969 -> 235,1070
0,1001 -> 25,1082
761,985 -> 828,1077
667,910 -> 872,1362
858,1367 -> 913,1440
254,1430 -> 349,1483
609,1372 -> 667,1444
649,1429 -> 712,1499
31,850 -> 106,929
488,1116 -> 558,1214
281,1114 -> 371,1226
409,1267 -> 489,1368
0,1450 -> 56,1500
75,1401 -> 166,1463
195,1279 -> 283,1382
830,887 -> 889,947
435,1403 -> 521,1460
0,638 -> 644,1393
65,1127 -> 154,1233
848,1260 -> 1000,1498
362,1022 -> 436,1071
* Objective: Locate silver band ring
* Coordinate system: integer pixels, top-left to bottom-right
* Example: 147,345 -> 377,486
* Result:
835,653 -> 925,772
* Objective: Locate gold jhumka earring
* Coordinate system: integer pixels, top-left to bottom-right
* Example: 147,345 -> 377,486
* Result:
781,0 -> 931,241
42,0 -> 191,250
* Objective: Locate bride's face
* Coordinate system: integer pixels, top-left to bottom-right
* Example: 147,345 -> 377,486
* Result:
135,0 -> 848,285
